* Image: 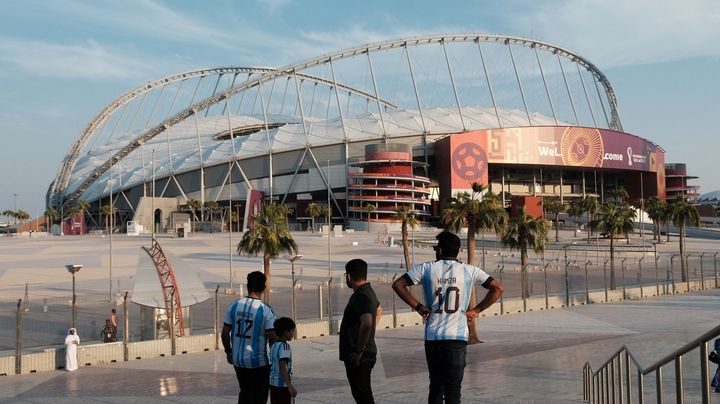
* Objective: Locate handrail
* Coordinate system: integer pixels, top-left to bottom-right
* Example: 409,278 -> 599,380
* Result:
583,320 -> 720,403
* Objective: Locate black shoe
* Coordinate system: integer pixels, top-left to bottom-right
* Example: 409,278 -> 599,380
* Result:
714,388 -> 720,393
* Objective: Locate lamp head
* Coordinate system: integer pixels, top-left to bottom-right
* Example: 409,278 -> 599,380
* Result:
65,264 -> 82,274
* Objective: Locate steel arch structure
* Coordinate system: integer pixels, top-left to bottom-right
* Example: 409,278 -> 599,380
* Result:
50,33 -> 625,214
49,66 -> 399,208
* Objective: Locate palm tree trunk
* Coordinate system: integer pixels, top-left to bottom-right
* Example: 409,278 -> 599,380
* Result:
609,236 -> 616,290
310,217 -> 315,233
666,220 -> 670,242
264,254 -> 272,304
466,227 -> 480,344
401,222 -> 411,271
555,214 -> 560,242
587,213 -> 591,244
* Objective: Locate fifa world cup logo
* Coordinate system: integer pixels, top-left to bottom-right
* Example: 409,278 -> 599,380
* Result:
560,128 -> 604,167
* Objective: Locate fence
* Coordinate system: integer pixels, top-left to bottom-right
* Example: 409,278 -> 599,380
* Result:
2,251 -> 718,376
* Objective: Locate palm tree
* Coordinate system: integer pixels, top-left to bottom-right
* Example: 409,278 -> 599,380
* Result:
99,205 -> 117,235
580,196 -> 599,243
362,203 -> 377,232
713,202 -> 720,217
543,198 -> 566,242
3,210 -> 16,230
305,202 -> 324,233
44,208 -> 60,232
668,196 -> 700,282
500,207 -> 549,299
77,200 -> 98,229
237,203 -> 298,304
205,201 -> 219,232
591,202 -> 635,289
444,183 -> 508,345
186,199 -> 201,222
393,205 -> 418,271
645,197 -> 666,242
613,186 -> 629,204
567,199 -> 585,232
15,210 -> 30,223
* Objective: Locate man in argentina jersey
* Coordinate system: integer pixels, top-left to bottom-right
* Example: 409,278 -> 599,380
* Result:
222,271 -> 277,404
393,231 -> 503,404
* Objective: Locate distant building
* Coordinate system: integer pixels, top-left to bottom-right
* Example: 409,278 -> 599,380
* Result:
664,163 -> 700,202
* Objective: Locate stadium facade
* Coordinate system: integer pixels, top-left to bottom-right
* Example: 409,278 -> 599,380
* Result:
47,34 -> 667,233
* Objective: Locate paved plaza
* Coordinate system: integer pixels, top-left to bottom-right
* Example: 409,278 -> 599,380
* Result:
1,229 -> 720,402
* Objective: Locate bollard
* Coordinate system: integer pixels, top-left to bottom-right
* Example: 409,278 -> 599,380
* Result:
498,266 -> 505,314
122,291 -> 129,361
16,299 -> 22,375
521,265 -> 528,312
327,278 -> 334,335
214,286 -> 220,351
621,258 -> 627,300
715,252 -> 719,289
655,256 -> 661,296
700,252 -> 706,290
603,259 -> 609,302
170,290 -> 176,356
670,254 -> 677,294
43,298 -> 48,313
565,262 -> 571,307
392,273 -> 397,328
543,264 -> 550,310
638,257 -> 645,299
318,285 -> 324,320
585,261 -> 590,304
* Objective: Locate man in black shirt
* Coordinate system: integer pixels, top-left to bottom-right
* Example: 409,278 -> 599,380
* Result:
339,259 -> 382,404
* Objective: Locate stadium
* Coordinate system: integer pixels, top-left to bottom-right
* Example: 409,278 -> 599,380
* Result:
47,34 -> 666,234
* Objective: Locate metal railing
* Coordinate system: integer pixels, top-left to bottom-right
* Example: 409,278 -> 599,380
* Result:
583,324 -> 720,403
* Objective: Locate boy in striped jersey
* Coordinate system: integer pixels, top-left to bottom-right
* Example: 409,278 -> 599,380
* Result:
222,271 -> 278,404
393,231 -> 503,404
269,317 -> 297,404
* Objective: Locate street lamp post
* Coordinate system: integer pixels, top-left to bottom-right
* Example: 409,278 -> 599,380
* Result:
285,255 -> 303,322
66,264 -> 82,329
13,193 -> 18,226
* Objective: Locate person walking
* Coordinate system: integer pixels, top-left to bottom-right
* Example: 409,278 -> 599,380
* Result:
339,259 -> 382,404
269,317 -> 297,404
65,328 -> 80,371
110,308 -> 118,340
711,338 -> 720,392
222,271 -> 278,404
392,231 -> 504,404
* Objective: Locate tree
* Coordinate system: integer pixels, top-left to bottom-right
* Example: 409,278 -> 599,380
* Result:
393,205 -> 418,271
500,207 -> 549,299
613,186 -> 629,204
543,198 -> 566,242
44,208 -> 60,231
567,199 -> 585,231
186,199 -> 201,222
714,202 -> 720,217
77,200 -> 98,228
668,196 -> 700,282
580,196 -> 599,243
591,202 -> 635,290
15,210 -> 30,223
204,201 -> 219,232
237,203 -> 298,304
99,205 -> 117,235
443,182 -> 508,345
362,203 -> 377,233
3,210 -> 16,229
645,197 -> 666,242
305,202 -> 324,233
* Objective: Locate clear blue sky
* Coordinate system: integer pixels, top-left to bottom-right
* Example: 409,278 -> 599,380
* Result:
1,0 -> 718,216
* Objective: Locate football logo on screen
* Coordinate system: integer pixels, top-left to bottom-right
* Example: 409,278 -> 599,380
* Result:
560,127 -> 604,167
452,142 -> 488,180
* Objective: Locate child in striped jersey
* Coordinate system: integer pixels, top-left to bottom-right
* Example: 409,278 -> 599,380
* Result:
269,317 -> 297,404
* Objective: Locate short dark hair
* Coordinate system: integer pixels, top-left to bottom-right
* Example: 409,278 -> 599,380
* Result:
345,259 -> 368,281
274,317 -> 296,336
436,231 -> 461,257
247,271 -> 266,293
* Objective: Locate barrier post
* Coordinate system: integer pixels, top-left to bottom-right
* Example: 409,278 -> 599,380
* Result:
543,263 -> 550,310
15,299 -> 22,375
655,256 -> 661,296
123,291 -> 129,361
170,290 -> 176,356
638,257 -> 645,299
499,266 -> 505,314
585,261 -> 591,304
603,259 -> 609,302
214,286 -> 219,351
522,265 -> 528,312
700,252 -> 706,290
565,262 -> 571,307
391,273 -> 397,328
327,278 -> 334,335
621,257 -> 627,300
318,285 -> 324,320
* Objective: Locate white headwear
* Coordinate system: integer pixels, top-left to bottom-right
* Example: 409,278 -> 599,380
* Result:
68,328 -> 76,334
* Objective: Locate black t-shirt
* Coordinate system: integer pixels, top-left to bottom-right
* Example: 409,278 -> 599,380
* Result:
339,283 -> 379,361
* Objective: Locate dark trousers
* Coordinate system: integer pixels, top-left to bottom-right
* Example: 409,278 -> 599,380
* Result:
270,386 -> 291,404
425,340 -> 467,404
344,359 -> 376,403
233,365 -> 270,404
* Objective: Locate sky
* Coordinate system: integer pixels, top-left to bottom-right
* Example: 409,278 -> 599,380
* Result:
1,0 -> 719,217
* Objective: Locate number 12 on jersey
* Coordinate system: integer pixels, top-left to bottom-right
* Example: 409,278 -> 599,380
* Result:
434,286 -> 460,314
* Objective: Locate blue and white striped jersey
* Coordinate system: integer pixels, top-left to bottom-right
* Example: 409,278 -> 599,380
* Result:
269,341 -> 293,387
223,297 -> 276,368
406,260 -> 492,341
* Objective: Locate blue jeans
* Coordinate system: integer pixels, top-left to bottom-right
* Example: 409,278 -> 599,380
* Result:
425,340 -> 467,404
